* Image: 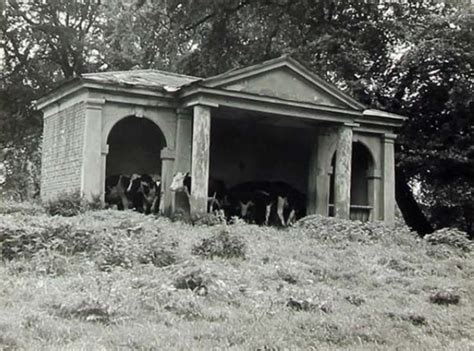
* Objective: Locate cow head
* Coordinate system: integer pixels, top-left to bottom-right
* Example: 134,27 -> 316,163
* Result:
170,172 -> 190,192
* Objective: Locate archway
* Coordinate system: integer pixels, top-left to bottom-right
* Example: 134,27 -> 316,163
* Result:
329,142 -> 375,221
106,116 -> 167,178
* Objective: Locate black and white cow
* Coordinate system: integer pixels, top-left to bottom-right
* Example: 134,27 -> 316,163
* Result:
269,181 -> 306,226
105,175 -> 131,210
228,181 -> 306,226
105,174 -> 161,214
128,174 -> 161,214
169,172 -> 228,213
227,181 -> 274,225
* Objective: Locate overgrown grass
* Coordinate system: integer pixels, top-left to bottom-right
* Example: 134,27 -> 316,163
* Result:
0,207 -> 473,350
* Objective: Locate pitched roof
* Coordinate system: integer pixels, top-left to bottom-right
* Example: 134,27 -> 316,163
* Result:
81,69 -> 201,90
199,55 -> 366,110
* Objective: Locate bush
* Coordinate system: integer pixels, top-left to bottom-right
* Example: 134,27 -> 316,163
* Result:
0,218 -> 73,260
43,191 -> 104,217
192,229 -> 246,259
0,200 -> 45,216
94,228 -> 177,271
296,215 -> 415,244
191,211 -> 227,226
43,192 -> 86,217
137,243 -> 177,267
424,228 -> 472,252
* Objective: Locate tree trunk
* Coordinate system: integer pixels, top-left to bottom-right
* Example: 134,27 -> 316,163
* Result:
395,166 -> 434,236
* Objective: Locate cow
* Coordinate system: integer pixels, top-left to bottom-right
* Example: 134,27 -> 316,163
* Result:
127,173 -> 161,214
227,181 -> 274,225
269,181 -> 306,226
228,181 -> 306,226
169,172 -> 228,213
105,175 -> 131,210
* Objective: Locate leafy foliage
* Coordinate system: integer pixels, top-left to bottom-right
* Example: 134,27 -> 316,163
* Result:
192,228 -> 246,259
425,227 -> 473,252
43,191 -> 89,217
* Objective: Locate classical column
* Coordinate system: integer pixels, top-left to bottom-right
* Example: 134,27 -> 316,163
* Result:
81,98 -> 105,201
383,133 -> 397,224
172,109 -> 193,214
367,168 -> 382,221
174,108 -> 193,173
160,147 -> 175,216
100,144 -> 109,205
307,127 -> 337,216
190,104 -> 212,215
334,123 -> 354,219
307,135 -> 319,215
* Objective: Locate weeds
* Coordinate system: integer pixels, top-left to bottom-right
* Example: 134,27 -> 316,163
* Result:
43,191 -> 104,217
0,208 -> 472,350
191,228 -> 246,259
425,228 -> 473,252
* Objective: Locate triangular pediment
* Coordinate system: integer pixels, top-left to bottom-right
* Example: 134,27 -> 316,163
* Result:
201,56 -> 365,110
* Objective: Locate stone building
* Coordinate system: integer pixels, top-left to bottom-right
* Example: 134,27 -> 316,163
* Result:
37,55 -> 405,222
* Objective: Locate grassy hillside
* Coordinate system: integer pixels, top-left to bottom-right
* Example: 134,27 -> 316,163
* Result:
0,206 -> 473,350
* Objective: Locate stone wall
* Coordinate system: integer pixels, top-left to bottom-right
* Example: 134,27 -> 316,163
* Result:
40,102 -> 85,200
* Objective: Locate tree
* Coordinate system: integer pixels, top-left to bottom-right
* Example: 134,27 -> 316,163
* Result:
379,7 -> 473,235
0,0 -> 105,199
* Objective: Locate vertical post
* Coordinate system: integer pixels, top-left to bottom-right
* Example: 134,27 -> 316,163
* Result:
307,134 -> 319,215
191,104 -> 212,215
160,148 -> 175,216
100,144 -> 109,205
334,123 -> 354,219
307,127 -> 337,216
173,109 -> 193,214
367,168 -> 382,221
383,133 -> 397,224
81,98 -> 105,201
174,108 -> 193,173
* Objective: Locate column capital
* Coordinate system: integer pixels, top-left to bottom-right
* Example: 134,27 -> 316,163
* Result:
176,108 -> 192,119
367,168 -> 382,179
195,101 -> 219,108
342,122 -> 360,128
185,100 -> 219,109
383,133 -> 398,142
86,98 -> 106,110
161,148 -> 176,160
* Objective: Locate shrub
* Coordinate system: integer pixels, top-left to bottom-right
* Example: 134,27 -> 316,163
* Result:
95,231 -> 136,271
0,200 -> 45,215
0,218 -> 72,260
94,228 -> 177,271
424,228 -> 472,252
191,229 -> 246,259
191,211 -> 227,226
296,214 -> 416,245
137,243 -> 177,267
174,269 -> 205,291
43,191 -> 104,217
44,192 -> 86,217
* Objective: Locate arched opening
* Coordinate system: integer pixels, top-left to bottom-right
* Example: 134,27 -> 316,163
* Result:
106,116 -> 166,178
329,142 -> 374,221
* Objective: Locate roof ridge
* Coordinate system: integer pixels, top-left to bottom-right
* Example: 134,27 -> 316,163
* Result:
82,69 -> 201,79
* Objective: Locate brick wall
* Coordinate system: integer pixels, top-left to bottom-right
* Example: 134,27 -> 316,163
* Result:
40,102 -> 86,200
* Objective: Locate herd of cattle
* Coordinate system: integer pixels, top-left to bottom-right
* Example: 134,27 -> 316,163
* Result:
105,172 -> 306,226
